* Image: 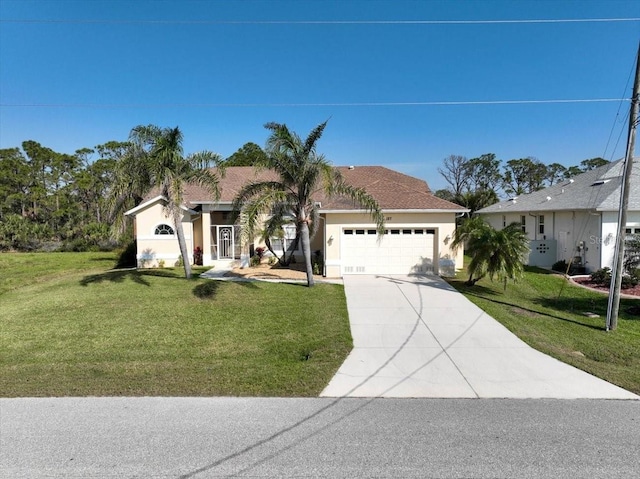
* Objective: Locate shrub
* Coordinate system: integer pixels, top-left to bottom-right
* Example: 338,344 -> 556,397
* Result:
621,269 -> 640,289
0,214 -> 53,251
590,267 -> 612,286
193,246 -> 203,266
250,255 -> 261,267
312,250 -> 324,276
115,241 -> 137,268
624,234 -> 640,273
552,260 -> 568,273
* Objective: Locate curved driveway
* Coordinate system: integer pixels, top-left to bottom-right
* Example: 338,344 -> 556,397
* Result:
321,275 -> 638,399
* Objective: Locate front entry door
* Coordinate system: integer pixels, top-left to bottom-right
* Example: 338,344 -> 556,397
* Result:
217,226 -> 234,259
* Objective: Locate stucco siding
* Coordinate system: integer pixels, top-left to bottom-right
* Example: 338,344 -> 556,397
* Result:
133,203 -> 194,267
323,211 -> 461,277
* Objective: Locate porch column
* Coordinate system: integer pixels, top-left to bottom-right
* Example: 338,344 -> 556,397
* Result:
202,206 -> 214,266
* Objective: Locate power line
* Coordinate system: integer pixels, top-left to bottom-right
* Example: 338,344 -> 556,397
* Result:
0,99 -> 630,109
1,17 -> 639,25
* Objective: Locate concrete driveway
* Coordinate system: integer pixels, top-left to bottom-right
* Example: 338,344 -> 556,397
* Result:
321,275 -> 638,399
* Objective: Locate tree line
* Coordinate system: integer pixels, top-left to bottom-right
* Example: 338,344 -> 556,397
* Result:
0,136 -> 265,252
435,154 -> 609,214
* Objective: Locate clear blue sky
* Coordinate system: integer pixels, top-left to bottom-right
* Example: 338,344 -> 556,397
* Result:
1,0 -> 639,191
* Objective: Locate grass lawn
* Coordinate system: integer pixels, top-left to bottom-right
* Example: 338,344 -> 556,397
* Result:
0,252 -> 352,397
446,266 -> 640,395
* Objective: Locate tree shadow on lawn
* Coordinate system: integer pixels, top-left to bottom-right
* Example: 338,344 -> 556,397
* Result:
535,295 -> 640,322
445,280 -> 500,297
80,268 -> 180,287
463,290 -> 604,331
192,278 -> 259,299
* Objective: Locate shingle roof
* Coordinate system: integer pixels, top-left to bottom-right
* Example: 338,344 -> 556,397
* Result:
180,165 -> 465,211
477,158 -> 640,214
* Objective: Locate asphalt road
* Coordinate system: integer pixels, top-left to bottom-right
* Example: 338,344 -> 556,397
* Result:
1,397 -> 639,478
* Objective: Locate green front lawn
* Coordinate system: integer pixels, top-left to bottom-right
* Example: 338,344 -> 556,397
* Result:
0,252 -> 352,397
446,266 -> 640,395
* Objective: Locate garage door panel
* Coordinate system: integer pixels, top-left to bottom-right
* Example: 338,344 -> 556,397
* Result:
342,228 -> 435,275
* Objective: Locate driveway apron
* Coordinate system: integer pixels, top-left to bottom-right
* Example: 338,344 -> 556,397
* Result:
320,275 -> 638,399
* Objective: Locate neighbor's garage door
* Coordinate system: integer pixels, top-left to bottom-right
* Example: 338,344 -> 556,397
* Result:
341,228 -> 435,275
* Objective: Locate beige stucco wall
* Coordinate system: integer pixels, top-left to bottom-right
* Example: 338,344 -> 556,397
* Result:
322,211 -> 462,278
132,202 -> 194,268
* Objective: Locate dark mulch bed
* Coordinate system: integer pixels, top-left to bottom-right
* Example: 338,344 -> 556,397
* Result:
571,277 -> 640,297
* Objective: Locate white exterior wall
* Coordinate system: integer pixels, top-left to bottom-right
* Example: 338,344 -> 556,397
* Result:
552,211 -> 601,270
600,211 -> 640,270
482,210 -> 604,271
133,202 -> 194,268
323,212 -> 462,278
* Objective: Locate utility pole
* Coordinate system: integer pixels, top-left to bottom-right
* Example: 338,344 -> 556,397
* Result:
606,42 -> 640,331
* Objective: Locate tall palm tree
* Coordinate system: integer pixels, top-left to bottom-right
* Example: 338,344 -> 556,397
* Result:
452,216 -> 529,288
111,125 -> 221,278
233,121 -> 385,287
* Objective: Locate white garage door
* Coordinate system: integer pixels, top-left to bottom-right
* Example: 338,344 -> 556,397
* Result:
341,228 -> 435,275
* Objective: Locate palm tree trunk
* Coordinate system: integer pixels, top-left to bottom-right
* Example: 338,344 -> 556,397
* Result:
300,221 -> 314,287
173,208 -> 192,279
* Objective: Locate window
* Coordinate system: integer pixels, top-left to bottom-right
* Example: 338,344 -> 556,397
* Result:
539,215 -> 545,235
283,225 -> 297,251
367,229 -> 377,235
520,215 -> 526,233
502,215 -> 506,228
390,229 -> 400,235
402,229 -> 412,235
344,229 -> 354,235
355,229 -> 365,235
154,224 -> 174,235
414,229 -> 424,234
426,229 -> 436,234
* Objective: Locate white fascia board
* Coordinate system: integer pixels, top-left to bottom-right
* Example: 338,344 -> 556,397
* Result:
192,201 -> 234,206
125,195 -> 196,216
596,206 -> 640,213
124,195 -> 166,216
320,208 -> 470,214
180,205 -> 198,215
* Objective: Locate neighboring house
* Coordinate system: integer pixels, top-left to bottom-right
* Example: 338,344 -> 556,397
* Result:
125,166 -> 468,277
477,158 -> 640,273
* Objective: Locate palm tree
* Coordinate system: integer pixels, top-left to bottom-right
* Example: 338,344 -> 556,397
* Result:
452,216 -> 529,288
233,121 -> 385,287
111,125 -> 221,278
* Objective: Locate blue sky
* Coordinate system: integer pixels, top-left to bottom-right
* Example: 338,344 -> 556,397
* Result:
1,0 -> 639,191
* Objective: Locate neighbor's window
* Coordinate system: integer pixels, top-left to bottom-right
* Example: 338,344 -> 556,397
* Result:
538,215 -> 545,235
502,215 -> 506,228
154,224 -> 175,235
520,215 -> 526,233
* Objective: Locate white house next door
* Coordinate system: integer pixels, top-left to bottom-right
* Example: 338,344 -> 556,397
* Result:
341,227 -> 436,275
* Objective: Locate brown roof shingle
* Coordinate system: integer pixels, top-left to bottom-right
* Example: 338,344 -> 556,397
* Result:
177,165 -> 464,211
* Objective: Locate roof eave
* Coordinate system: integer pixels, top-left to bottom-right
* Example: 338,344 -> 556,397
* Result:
320,208 -> 469,214
125,195 -> 197,216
